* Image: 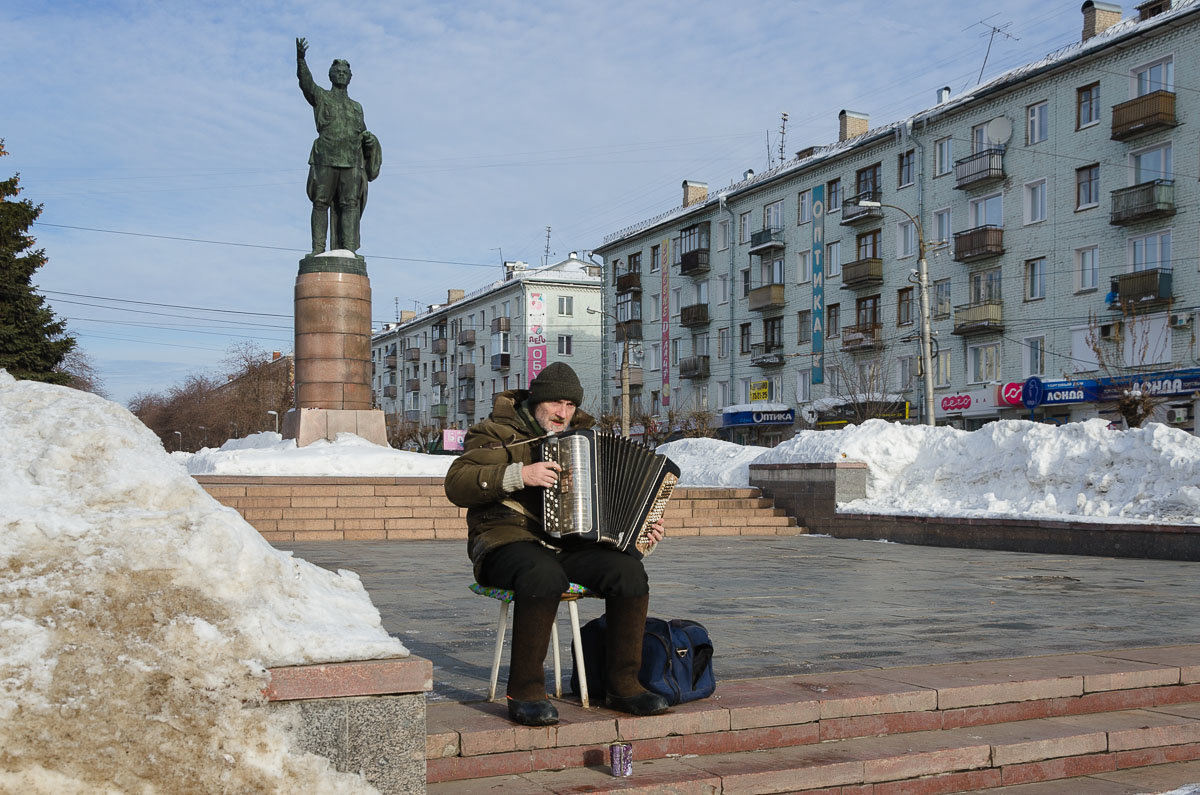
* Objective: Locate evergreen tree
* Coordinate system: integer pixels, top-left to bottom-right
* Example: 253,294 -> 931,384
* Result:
0,140 -> 75,384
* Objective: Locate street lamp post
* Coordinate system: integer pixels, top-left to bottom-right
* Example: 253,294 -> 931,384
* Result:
173,430 -> 182,452
588,306 -> 632,437
267,410 -> 279,434
854,200 -> 937,427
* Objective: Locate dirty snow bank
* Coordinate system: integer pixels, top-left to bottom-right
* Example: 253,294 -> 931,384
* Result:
180,431 -> 454,477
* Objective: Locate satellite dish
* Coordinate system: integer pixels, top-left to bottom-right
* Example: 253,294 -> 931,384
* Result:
985,116 -> 1013,145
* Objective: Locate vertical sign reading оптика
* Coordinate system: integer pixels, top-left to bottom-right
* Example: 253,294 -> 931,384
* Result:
660,237 -> 671,406
810,184 -> 825,385
526,290 -> 547,385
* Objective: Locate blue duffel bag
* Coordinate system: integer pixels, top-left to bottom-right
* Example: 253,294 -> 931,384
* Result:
570,616 -> 716,706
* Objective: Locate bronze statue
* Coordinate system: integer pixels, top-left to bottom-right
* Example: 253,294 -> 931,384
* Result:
296,37 -> 382,254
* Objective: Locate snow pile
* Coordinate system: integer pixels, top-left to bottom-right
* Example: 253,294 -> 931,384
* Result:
658,438 -> 770,487
756,418 -> 1200,524
180,431 -> 454,477
0,372 -> 404,792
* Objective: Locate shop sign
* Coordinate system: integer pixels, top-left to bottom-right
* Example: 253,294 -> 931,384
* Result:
749,380 -> 770,402
998,381 -> 1025,406
934,386 -> 998,418
1097,368 -> 1200,402
1040,378 -> 1099,405
723,408 -> 796,427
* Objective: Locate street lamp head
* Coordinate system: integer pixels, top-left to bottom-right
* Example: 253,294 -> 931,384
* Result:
856,199 -> 882,208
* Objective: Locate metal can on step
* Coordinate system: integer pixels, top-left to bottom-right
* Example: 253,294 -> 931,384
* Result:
609,741 -> 633,777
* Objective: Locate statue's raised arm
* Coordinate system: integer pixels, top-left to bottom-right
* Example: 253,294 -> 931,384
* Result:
296,37 -> 318,106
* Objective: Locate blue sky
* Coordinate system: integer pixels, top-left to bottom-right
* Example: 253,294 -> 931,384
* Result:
3,0 -> 1083,404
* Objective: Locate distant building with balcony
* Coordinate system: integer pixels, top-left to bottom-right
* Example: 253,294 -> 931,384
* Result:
597,1 -> 1200,437
370,256 -> 603,441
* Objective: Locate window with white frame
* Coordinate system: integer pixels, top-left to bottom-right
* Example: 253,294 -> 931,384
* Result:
827,178 -> 842,211
741,268 -> 750,297
934,279 -> 952,318
1130,230 -> 1171,272
739,212 -> 751,244
935,350 -> 951,387
897,220 -> 916,258
1023,336 -> 1045,377
969,192 -> 1003,227
1134,57 -> 1173,96
718,219 -> 730,251
934,137 -> 952,175
649,293 -> 660,318
1076,164 -> 1099,208
760,255 -> 784,286
969,343 -> 1001,384
797,369 -> 811,403
797,189 -> 812,224
971,122 -> 989,154
1132,142 -> 1172,184
557,295 -> 573,316
693,332 -> 709,356
617,291 -> 640,322
797,249 -> 811,283
649,342 -> 661,370
671,287 -> 682,316
1027,101 -> 1049,144
718,274 -> 729,303
1077,246 -> 1099,291
1077,82 -> 1100,129
718,327 -> 729,358
695,279 -> 708,304
970,268 -> 1002,303
826,240 -> 841,278
934,208 -> 951,246
718,380 -> 729,407
896,355 -> 915,391
1024,179 -> 1047,224
557,335 -> 572,355
898,149 -> 914,187
764,200 -> 784,230
1025,257 -> 1046,300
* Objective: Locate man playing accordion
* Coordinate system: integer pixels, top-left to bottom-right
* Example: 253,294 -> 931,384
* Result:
445,362 -> 668,726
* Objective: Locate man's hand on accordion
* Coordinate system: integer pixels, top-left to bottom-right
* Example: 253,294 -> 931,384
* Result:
521,461 -> 562,488
647,519 -> 665,543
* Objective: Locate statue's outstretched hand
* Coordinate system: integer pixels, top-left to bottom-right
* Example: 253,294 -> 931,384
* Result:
296,37 -> 308,58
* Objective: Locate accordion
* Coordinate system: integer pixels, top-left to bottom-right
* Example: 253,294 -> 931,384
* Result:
540,429 -> 680,559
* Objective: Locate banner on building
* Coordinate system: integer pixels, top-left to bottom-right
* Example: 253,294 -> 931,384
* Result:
810,184 -> 825,384
749,380 -> 769,402
526,290 -> 547,384
661,237 -> 671,405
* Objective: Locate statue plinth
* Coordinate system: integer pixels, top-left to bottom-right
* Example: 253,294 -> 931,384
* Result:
286,252 -> 387,446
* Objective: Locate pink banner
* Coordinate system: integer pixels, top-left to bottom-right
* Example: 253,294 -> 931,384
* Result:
526,290 -> 547,383
660,238 -> 670,406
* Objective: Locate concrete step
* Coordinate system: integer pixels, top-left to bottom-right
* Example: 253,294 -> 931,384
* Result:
977,758 -> 1200,792
426,645 -> 1200,790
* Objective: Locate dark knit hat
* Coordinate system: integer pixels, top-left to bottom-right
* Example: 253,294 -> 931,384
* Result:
528,362 -> 584,406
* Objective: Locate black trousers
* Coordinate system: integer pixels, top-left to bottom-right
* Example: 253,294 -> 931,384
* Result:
479,541 -> 649,599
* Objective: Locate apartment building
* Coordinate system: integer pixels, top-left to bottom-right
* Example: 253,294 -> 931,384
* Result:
370,256 -> 603,438
596,0 -> 1200,441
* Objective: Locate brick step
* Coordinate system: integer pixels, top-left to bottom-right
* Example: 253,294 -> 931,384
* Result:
426,645 -> 1200,787
975,759 -> 1200,793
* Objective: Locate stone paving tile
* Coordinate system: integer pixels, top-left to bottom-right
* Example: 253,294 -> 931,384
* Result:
1088,757 -> 1200,790
975,777 -> 1142,793
1102,646 -> 1200,685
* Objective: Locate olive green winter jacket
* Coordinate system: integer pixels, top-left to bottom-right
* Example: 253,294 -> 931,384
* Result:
444,389 -> 595,581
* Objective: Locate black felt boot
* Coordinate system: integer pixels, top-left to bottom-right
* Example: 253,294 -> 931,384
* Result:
604,594 -> 669,716
506,595 -> 560,726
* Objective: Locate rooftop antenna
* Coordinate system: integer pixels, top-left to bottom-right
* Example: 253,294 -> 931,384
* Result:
490,247 -> 504,279
543,226 -> 552,267
394,296 -> 399,323
967,15 -> 1019,85
778,112 -> 789,165
765,130 -> 773,169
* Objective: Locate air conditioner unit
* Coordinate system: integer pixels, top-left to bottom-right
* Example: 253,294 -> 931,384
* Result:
1099,322 -> 1122,341
1167,407 -> 1189,424
1169,313 -> 1192,329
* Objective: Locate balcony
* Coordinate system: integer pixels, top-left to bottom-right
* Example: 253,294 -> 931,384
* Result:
405,378 -> 420,392
748,283 -> 786,312
616,271 -> 642,293
382,385 -> 397,399
952,225 -> 1004,263
457,328 -> 476,346
679,355 -> 710,380
841,322 -> 883,351
457,363 -> 475,380
841,257 -> 883,290
404,409 -> 422,423
458,399 -> 476,416
1109,268 -> 1173,308
432,337 -> 448,355
954,148 -> 1005,189
612,366 -> 645,390
431,403 -> 449,420
749,227 -> 785,252
384,353 -> 397,369
750,343 -> 785,367
432,370 -> 448,386
680,303 -> 709,327
491,353 -> 510,370
615,320 -> 642,342
840,190 -> 883,225
680,248 -> 710,276
1111,90 -> 1177,141
404,347 -> 420,362
1110,180 -> 1175,225
952,300 -> 1005,336
490,317 -> 511,333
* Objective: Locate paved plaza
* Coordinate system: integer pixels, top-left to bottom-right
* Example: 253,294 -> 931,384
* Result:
280,536 -> 1200,703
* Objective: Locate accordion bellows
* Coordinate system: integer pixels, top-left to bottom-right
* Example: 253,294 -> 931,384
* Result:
540,429 -> 681,559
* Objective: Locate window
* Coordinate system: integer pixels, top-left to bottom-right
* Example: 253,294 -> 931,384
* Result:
934,208 -> 951,246
827,178 -> 842,212
627,252 -> 642,273
897,355 -> 915,391
969,343 -> 1001,384
1024,179 -> 1047,224
617,291 -> 641,322
718,274 -> 729,303
764,199 -> 784,230
897,220 -> 916,258
695,279 -> 709,304
649,293 -> 660,318
764,317 -> 783,349
1132,142 -> 1172,183
650,244 -> 660,272
718,219 -> 730,251
557,335 -> 573,355
935,350 -> 951,387
796,250 -> 811,283
718,327 -> 730,358
897,287 -> 914,326
971,122 -> 989,154
797,190 -> 812,224
1076,246 -> 1099,291
718,380 -> 729,407
671,287 -> 682,316
856,229 -> 880,260
970,268 -> 1002,303
969,192 -> 1003,227
1130,230 -> 1171,272
934,279 -> 952,318
1024,336 -> 1045,377
855,163 -> 881,196
740,378 -> 751,403
671,338 -> 679,365
1076,164 -> 1099,209
855,295 -> 880,327
739,323 -> 752,354
741,268 -> 751,297
679,223 -> 709,255
797,310 -> 811,343
1025,257 -> 1046,300
935,137 -> 952,175
826,240 -> 841,278
797,369 -> 812,403
1027,101 -> 1049,144
897,149 -> 914,187
1077,82 -> 1100,128
1134,57 -> 1173,96
827,303 -> 841,337
557,296 -> 573,316
693,332 -> 709,356
649,342 -> 660,371
739,212 -> 752,244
